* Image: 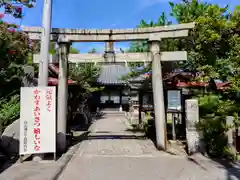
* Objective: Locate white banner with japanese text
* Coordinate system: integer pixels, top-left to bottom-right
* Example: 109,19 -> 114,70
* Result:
19,86 -> 56,155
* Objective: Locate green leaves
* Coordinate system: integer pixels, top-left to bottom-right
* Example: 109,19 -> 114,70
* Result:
1,0 -> 36,18
126,0 -> 240,93
196,94 -> 238,158
124,0 -> 240,159
69,63 -> 103,98
168,0 -> 240,85
0,1 -> 36,129
0,95 -> 20,127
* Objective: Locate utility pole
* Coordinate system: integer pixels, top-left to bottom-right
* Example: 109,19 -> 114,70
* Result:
33,0 -> 53,161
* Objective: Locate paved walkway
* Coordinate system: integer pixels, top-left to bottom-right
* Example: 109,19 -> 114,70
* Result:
57,113 -> 240,180
0,142 -> 80,180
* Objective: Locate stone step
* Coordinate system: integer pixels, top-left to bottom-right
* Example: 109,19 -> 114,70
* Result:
102,111 -> 126,116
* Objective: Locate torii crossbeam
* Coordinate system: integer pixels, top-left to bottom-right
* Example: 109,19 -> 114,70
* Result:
32,51 -> 187,64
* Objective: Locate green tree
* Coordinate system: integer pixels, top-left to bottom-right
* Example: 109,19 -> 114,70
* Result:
227,6 -> 240,92
124,0 -> 240,158
69,63 -> 103,99
88,48 -> 97,54
169,0 -> 233,81
32,42 -> 80,55
70,46 -> 80,54
0,16 -> 30,95
0,0 -> 35,18
128,12 -> 172,53
125,12 -> 177,79
168,0 -> 240,158
0,5 -> 33,128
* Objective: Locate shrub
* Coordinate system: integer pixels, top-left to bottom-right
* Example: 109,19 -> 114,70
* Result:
0,95 -> 20,130
196,94 -> 238,158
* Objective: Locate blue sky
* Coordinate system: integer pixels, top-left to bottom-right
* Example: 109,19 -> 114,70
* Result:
2,0 -> 239,53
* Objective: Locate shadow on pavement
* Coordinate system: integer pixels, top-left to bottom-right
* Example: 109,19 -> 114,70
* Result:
211,158 -> 240,180
0,155 -> 18,174
187,157 -> 208,171
185,155 -> 240,179
0,137 -> 20,174
87,134 -> 146,140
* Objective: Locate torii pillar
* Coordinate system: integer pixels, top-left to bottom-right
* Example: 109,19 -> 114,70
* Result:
104,41 -> 115,63
149,39 -> 167,150
57,41 -> 70,153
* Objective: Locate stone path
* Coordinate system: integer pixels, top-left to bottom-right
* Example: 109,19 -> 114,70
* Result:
80,112 -> 160,157
57,112 -> 240,180
0,142 -> 81,180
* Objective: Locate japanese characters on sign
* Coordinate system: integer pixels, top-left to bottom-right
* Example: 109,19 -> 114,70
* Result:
46,88 -> 53,112
23,121 -> 28,153
33,88 -> 41,152
20,87 -> 56,155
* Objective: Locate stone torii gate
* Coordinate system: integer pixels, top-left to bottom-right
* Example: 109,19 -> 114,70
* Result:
23,22 -> 195,152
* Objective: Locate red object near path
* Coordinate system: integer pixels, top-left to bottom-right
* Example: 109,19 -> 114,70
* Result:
48,77 -> 76,85
47,64 -> 77,85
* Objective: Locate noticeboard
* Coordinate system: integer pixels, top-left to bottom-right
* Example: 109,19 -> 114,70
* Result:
19,87 -> 56,155
167,90 -> 182,111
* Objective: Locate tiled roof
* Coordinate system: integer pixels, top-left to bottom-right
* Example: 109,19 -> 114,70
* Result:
128,75 -> 146,82
97,64 -> 130,85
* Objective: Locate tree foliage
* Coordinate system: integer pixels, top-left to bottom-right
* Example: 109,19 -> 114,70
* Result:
0,23 -> 30,67
0,2 -> 33,128
0,0 -> 35,18
169,0 -> 240,158
170,1 -> 233,81
69,63 -> 103,100
124,12 -> 180,80
128,12 -> 173,53
196,94 -> 239,158
0,94 -> 20,128
126,0 -> 240,158
128,0 -> 240,86
32,41 -> 80,55
0,14 -> 31,94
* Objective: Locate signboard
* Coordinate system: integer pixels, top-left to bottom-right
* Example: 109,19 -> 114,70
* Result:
185,99 -> 201,154
19,87 -> 56,155
167,90 -> 181,111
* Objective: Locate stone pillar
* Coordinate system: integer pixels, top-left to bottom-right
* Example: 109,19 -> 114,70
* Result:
104,41 -> 115,63
57,42 -> 70,153
22,66 -> 35,87
185,99 -> 202,155
226,116 -> 236,156
119,89 -> 122,112
149,40 -> 167,150
138,91 -> 143,124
